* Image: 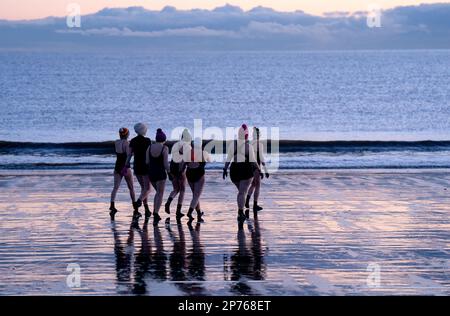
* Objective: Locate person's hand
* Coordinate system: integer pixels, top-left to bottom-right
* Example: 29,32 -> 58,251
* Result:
222,169 -> 228,180
260,172 -> 264,179
265,172 -> 270,179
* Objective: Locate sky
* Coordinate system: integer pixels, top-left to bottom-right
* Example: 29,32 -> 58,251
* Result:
1,2 -> 449,51
1,0 -> 448,20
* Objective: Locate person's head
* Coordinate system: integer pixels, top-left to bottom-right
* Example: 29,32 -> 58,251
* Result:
155,128 -> 167,143
181,128 -> 192,143
253,127 -> 260,140
238,124 -> 249,141
119,127 -> 129,140
134,123 -> 148,136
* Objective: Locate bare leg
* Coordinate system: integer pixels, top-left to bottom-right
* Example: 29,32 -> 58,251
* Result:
123,169 -> 136,203
188,177 -> 205,222
177,174 -> 186,206
246,176 -> 256,209
188,180 -> 195,207
165,177 -> 178,214
136,175 -> 151,203
247,174 -> 258,198
166,175 -> 186,216
109,172 -> 123,218
247,170 -> 261,208
237,178 -> 252,210
168,178 -> 180,200
189,177 -> 205,209
111,172 -> 123,202
151,180 -> 166,215
253,170 -> 261,203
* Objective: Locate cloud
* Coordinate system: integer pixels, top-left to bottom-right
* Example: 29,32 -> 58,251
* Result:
1,3 -> 449,50
56,21 -> 336,40
243,21 -> 333,38
56,26 -> 238,38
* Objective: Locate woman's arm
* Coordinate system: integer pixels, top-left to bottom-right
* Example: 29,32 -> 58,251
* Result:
145,147 -> 150,166
125,143 -> 134,168
248,143 -> 261,172
223,141 -> 234,170
258,141 -> 269,174
163,146 -> 170,172
223,142 -> 235,179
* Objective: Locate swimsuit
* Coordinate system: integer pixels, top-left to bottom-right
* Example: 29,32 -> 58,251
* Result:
186,163 -> 206,183
114,141 -> 128,173
170,147 -> 185,178
230,143 -> 255,183
129,135 -> 151,176
148,144 -> 167,182
186,149 -> 206,183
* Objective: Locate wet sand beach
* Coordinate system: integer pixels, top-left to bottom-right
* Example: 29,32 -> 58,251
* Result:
0,169 -> 449,295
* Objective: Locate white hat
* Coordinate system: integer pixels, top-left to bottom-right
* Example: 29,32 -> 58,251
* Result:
181,128 -> 192,143
134,123 -> 148,136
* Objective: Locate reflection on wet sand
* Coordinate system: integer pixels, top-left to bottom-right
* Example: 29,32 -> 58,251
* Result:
111,221 -> 134,294
186,221 -> 206,296
149,220 -> 167,282
112,218 -> 210,295
226,214 -> 267,295
133,220 -> 152,295
112,216 -> 268,295
167,219 -> 189,293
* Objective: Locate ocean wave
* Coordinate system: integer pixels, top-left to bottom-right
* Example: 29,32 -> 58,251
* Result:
0,163 -> 110,170
2,140 -> 450,155
2,140 -> 450,170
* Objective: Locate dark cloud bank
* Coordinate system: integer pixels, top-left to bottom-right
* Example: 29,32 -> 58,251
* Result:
1,3 -> 449,51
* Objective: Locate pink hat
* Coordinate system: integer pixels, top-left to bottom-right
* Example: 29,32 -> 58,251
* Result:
238,124 -> 249,140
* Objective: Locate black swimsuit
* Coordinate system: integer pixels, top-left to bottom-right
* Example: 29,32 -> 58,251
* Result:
169,147 -> 185,178
114,144 -> 127,173
186,149 -> 206,183
186,162 -> 206,183
148,144 -> 167,182
130,135 -> 151,176
230,143 -> 255,183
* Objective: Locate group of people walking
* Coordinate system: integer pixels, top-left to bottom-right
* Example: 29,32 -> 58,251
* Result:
109,123 -> 269,225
